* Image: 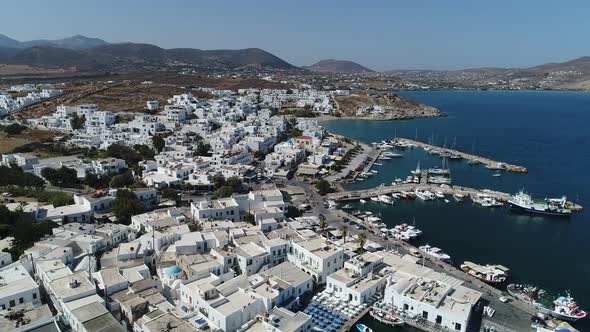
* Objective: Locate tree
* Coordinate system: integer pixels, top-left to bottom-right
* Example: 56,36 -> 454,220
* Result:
106,144 -> 143,165
70,113 -> 86,130
110,171 -> 135,188
84,173 -> 111,189
212,175 -> 226,189
357,233 -> 367,253
3,124 -> 27,135
226,176 -> 242,192
42,167 -> 79,188
288,129 -> 303,138
286,206 -> 303,218
133,144 -> 155,160
315,180 -> 331,194
152,135 -> 165,153
213,186 -> 233,199
0,166 -> 44,189
340,224 -> 349,243
113,189 -> 145,224
196,141 -> 211,156
253,150 -> 265,160
319,219 -> 327,235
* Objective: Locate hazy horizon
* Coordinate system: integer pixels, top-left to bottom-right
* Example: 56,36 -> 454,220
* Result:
3,0 -> 590,71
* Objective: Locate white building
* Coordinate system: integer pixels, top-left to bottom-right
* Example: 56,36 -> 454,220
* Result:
0,262 -> 42,311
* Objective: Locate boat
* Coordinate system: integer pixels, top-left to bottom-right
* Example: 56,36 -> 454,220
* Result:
415,190 -> 436,201
374,162 -> 383,166
444,199 -> 450,203
369,308 -> 404,327
379,156 -> 392,160
428,176 -> 452,184
508,191 -> 572,217
434,191 -> 445,199
342,204 -> 354,210
378,195 -> 393,205
492,172 -> 501,177
370,170 -> 379,174
453,193 -> 465,202
419,244 -> 451,261
507,284 -> 546,304
356,323 -> 373,332
460,261 -> 509,284
370,196 -> 380,202
466,159 -> 480,165
428,167 -> 449,175
359,199 -> 367,204
383,151 -> 403,158
550,292 -> 587,322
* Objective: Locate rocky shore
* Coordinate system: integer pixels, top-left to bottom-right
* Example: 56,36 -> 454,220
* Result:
331,93 -> 445,121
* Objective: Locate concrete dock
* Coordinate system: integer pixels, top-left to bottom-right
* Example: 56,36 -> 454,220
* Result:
396,138 -> 528,173
327,183 -> 511,202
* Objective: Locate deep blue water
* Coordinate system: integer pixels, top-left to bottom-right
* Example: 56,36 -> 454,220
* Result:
322,91 -> 590,330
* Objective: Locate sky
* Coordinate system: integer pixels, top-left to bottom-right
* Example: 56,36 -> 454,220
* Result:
2,0 -> 590,71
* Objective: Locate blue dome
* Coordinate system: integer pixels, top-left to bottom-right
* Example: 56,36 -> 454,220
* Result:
166,265 -> 182,276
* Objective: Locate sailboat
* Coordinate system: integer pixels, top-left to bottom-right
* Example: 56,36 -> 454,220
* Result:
467,139 -> 480,165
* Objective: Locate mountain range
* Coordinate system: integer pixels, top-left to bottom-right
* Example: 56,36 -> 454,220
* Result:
0,34 -> 295,71
304,59 -> 374,74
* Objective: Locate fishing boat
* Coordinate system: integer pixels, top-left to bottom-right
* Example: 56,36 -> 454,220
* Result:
507,284 -> 545,304
460,261 -> 509,284
356,323 -> 373,332
508,191 -> 572,217
550,292 -> 587,322
419,244 -> 451,262
369,308 -> 404,327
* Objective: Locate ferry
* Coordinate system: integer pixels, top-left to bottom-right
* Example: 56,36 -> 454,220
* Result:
369,308 -> 404,327
550,293 -> 587,322
460,261 -> 509,284
419,244 -> 451,262
508,191 -> 572,217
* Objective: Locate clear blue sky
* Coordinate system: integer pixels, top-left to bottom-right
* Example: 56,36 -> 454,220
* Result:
3,0 -> 589,70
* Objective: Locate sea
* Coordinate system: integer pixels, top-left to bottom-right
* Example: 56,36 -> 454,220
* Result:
321,90 -> 590,331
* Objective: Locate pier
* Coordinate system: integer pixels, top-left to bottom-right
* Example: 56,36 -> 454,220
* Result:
396,138 -> 529,173
327,183 -> 511,202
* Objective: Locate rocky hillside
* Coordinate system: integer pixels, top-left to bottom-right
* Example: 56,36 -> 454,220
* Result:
334,93 -> 444,120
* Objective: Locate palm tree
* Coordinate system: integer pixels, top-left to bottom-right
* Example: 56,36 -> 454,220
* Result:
340,224 -> 349,243
319,219 -> 327,235
357,233 -> 367,253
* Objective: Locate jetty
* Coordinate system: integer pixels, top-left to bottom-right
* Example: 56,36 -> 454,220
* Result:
327,183 -> 511,202
396,138 -> 528,173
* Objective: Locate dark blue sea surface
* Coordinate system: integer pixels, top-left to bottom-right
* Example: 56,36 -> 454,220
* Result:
322,91 -> 590,330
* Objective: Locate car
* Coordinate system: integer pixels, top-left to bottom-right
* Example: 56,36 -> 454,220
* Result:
2,192 -> 12,197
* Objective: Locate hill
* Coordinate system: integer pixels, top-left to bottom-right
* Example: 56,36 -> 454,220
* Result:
386,56 -> 590,91
0,34 -> 109,50
0,37 -> 296,73
305,59 -> 374,74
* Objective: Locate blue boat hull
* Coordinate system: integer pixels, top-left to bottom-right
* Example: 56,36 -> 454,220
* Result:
509,203 -> 571,217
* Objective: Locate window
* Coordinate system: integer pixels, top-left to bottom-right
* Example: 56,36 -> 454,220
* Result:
9,300 -> 15,307
33,293 -> 37,299
422,311 -> 428,319
19,297 -> 24,304
455,323 -> 461,331
436,315 -> 442,324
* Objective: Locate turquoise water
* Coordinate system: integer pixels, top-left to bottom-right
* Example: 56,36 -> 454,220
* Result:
322,91 -> 590,330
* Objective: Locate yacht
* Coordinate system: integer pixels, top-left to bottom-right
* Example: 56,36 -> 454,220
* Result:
419,244 -> 451,262
378,194 -> 393,205
415,189 -> 436,201
383,151 -> 403,158
370,196 -> 380,202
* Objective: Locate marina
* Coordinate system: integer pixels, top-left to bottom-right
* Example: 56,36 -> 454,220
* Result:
394,137 -> 529,173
